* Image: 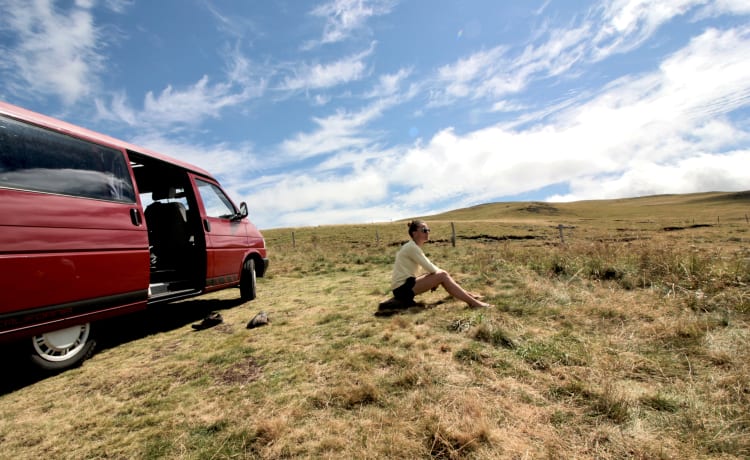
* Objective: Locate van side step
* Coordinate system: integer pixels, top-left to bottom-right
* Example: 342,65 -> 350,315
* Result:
148,282 -> 201,304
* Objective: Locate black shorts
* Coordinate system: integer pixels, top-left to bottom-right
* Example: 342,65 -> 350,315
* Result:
392,277 -> 416,305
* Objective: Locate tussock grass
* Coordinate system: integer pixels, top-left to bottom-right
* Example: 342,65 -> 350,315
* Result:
1,192 -> 749,458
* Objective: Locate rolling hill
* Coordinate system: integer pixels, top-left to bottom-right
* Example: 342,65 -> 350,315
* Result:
422,191 -> 750,223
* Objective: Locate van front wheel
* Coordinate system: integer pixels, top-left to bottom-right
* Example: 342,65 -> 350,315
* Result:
30,323 -> 95,371
240,258 -> 257,301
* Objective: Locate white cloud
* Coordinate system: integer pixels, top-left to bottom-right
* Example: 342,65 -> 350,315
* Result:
429,23 -> 592,106
431,47 -> 513,104
96,49 -> 267,127
312,94 -> 332,106
592,0 -> 702,59
277,96 -> 395,161
241,169 -> 390,226
365,68 -> 412,98
279,44 -> 374,91
308,0 -> 395,47
263,202 -> 404,229
141,77 -> 245,124
273,68 -> 414,166
0,0 -> 263,121
103,0 -> 133,14
658,27 -> 750,117
389,25 -> 750,209
688,0 -> 750,20
491,100 -> 528,113
0,0 -> 104,104
203,1 -> 260,40
95,91 -> 137,125
96,77 -> 246,126
429,0 -> 741,109
277,111 -> 369,161
547,150 -> 750,202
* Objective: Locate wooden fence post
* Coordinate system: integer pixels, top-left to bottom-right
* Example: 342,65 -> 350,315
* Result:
451,222 -> 456,247
557,224 -> 575,244
292,231 -> 296,248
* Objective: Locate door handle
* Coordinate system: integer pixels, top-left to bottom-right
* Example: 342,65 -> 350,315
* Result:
130,208 -> 142,226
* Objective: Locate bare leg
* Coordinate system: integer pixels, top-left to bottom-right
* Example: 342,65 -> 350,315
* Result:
414,270 -> 490,308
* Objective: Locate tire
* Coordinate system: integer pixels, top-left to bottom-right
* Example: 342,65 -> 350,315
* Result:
240,258 -> 257,301
29,323 -> 96,372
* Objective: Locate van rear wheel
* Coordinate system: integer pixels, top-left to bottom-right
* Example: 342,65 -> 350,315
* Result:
240,258 -> 257,301
30,323 -> 95,371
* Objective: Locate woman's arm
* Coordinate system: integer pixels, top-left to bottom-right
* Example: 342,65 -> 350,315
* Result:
409,243 -> 439,274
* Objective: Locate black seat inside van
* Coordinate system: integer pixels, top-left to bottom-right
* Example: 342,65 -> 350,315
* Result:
144,186 -> 192,271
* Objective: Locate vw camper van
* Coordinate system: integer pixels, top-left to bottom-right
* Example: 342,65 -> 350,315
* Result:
0,101 -> 268,371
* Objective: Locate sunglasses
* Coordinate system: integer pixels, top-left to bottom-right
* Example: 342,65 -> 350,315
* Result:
421,228 -> 430,233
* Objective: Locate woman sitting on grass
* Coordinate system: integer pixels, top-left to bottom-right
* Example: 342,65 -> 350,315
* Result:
391,220 -> 490,308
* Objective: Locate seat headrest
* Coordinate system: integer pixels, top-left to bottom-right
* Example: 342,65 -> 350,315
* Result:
152,186 -> 177,201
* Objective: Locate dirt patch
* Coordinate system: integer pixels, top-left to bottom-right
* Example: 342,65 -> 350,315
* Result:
214,323 -> 235,334
663,224 -> 713,231
390,235 -> 538,246
215,357 -> 262,385
520,203 -> 560,214
460,234 -> 538,242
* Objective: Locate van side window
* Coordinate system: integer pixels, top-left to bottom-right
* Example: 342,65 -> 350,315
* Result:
0,115 -> 135,202
196,179 -> 236,219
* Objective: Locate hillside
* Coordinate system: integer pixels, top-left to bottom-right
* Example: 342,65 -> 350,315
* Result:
424,190 -> 750,223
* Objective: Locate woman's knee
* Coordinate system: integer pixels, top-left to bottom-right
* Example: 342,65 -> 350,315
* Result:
438,270 -> 455,283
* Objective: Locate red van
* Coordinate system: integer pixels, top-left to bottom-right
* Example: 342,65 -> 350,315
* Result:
0,101 -> 268,371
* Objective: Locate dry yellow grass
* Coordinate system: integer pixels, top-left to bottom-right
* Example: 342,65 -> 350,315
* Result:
0,191 -> 748,459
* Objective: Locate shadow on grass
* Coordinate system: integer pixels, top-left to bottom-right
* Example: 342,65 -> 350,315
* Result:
0,296 -> 247,395
96,297 -> 247,351
374,299 -> 447,317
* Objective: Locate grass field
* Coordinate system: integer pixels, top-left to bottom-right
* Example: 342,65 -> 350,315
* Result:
1,191 -> 749,459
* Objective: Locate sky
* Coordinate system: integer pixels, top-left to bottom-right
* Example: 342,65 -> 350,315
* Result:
1,0 -> 749,229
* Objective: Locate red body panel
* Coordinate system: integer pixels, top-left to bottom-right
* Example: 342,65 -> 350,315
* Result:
0,189 -> 150,313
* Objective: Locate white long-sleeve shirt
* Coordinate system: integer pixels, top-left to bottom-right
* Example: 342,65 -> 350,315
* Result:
391,239 -> 439,289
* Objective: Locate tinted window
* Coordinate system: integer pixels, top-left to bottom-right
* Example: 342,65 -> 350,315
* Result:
0,115 -> 135,202
196,180 -> 236,218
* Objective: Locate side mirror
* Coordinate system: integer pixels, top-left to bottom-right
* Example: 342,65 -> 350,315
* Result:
239,202 -> 249,218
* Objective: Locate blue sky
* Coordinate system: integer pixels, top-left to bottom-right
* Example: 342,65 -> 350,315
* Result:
1,0 -> 749,229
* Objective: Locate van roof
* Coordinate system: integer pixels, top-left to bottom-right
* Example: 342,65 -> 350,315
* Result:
0,100 -> 214,179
